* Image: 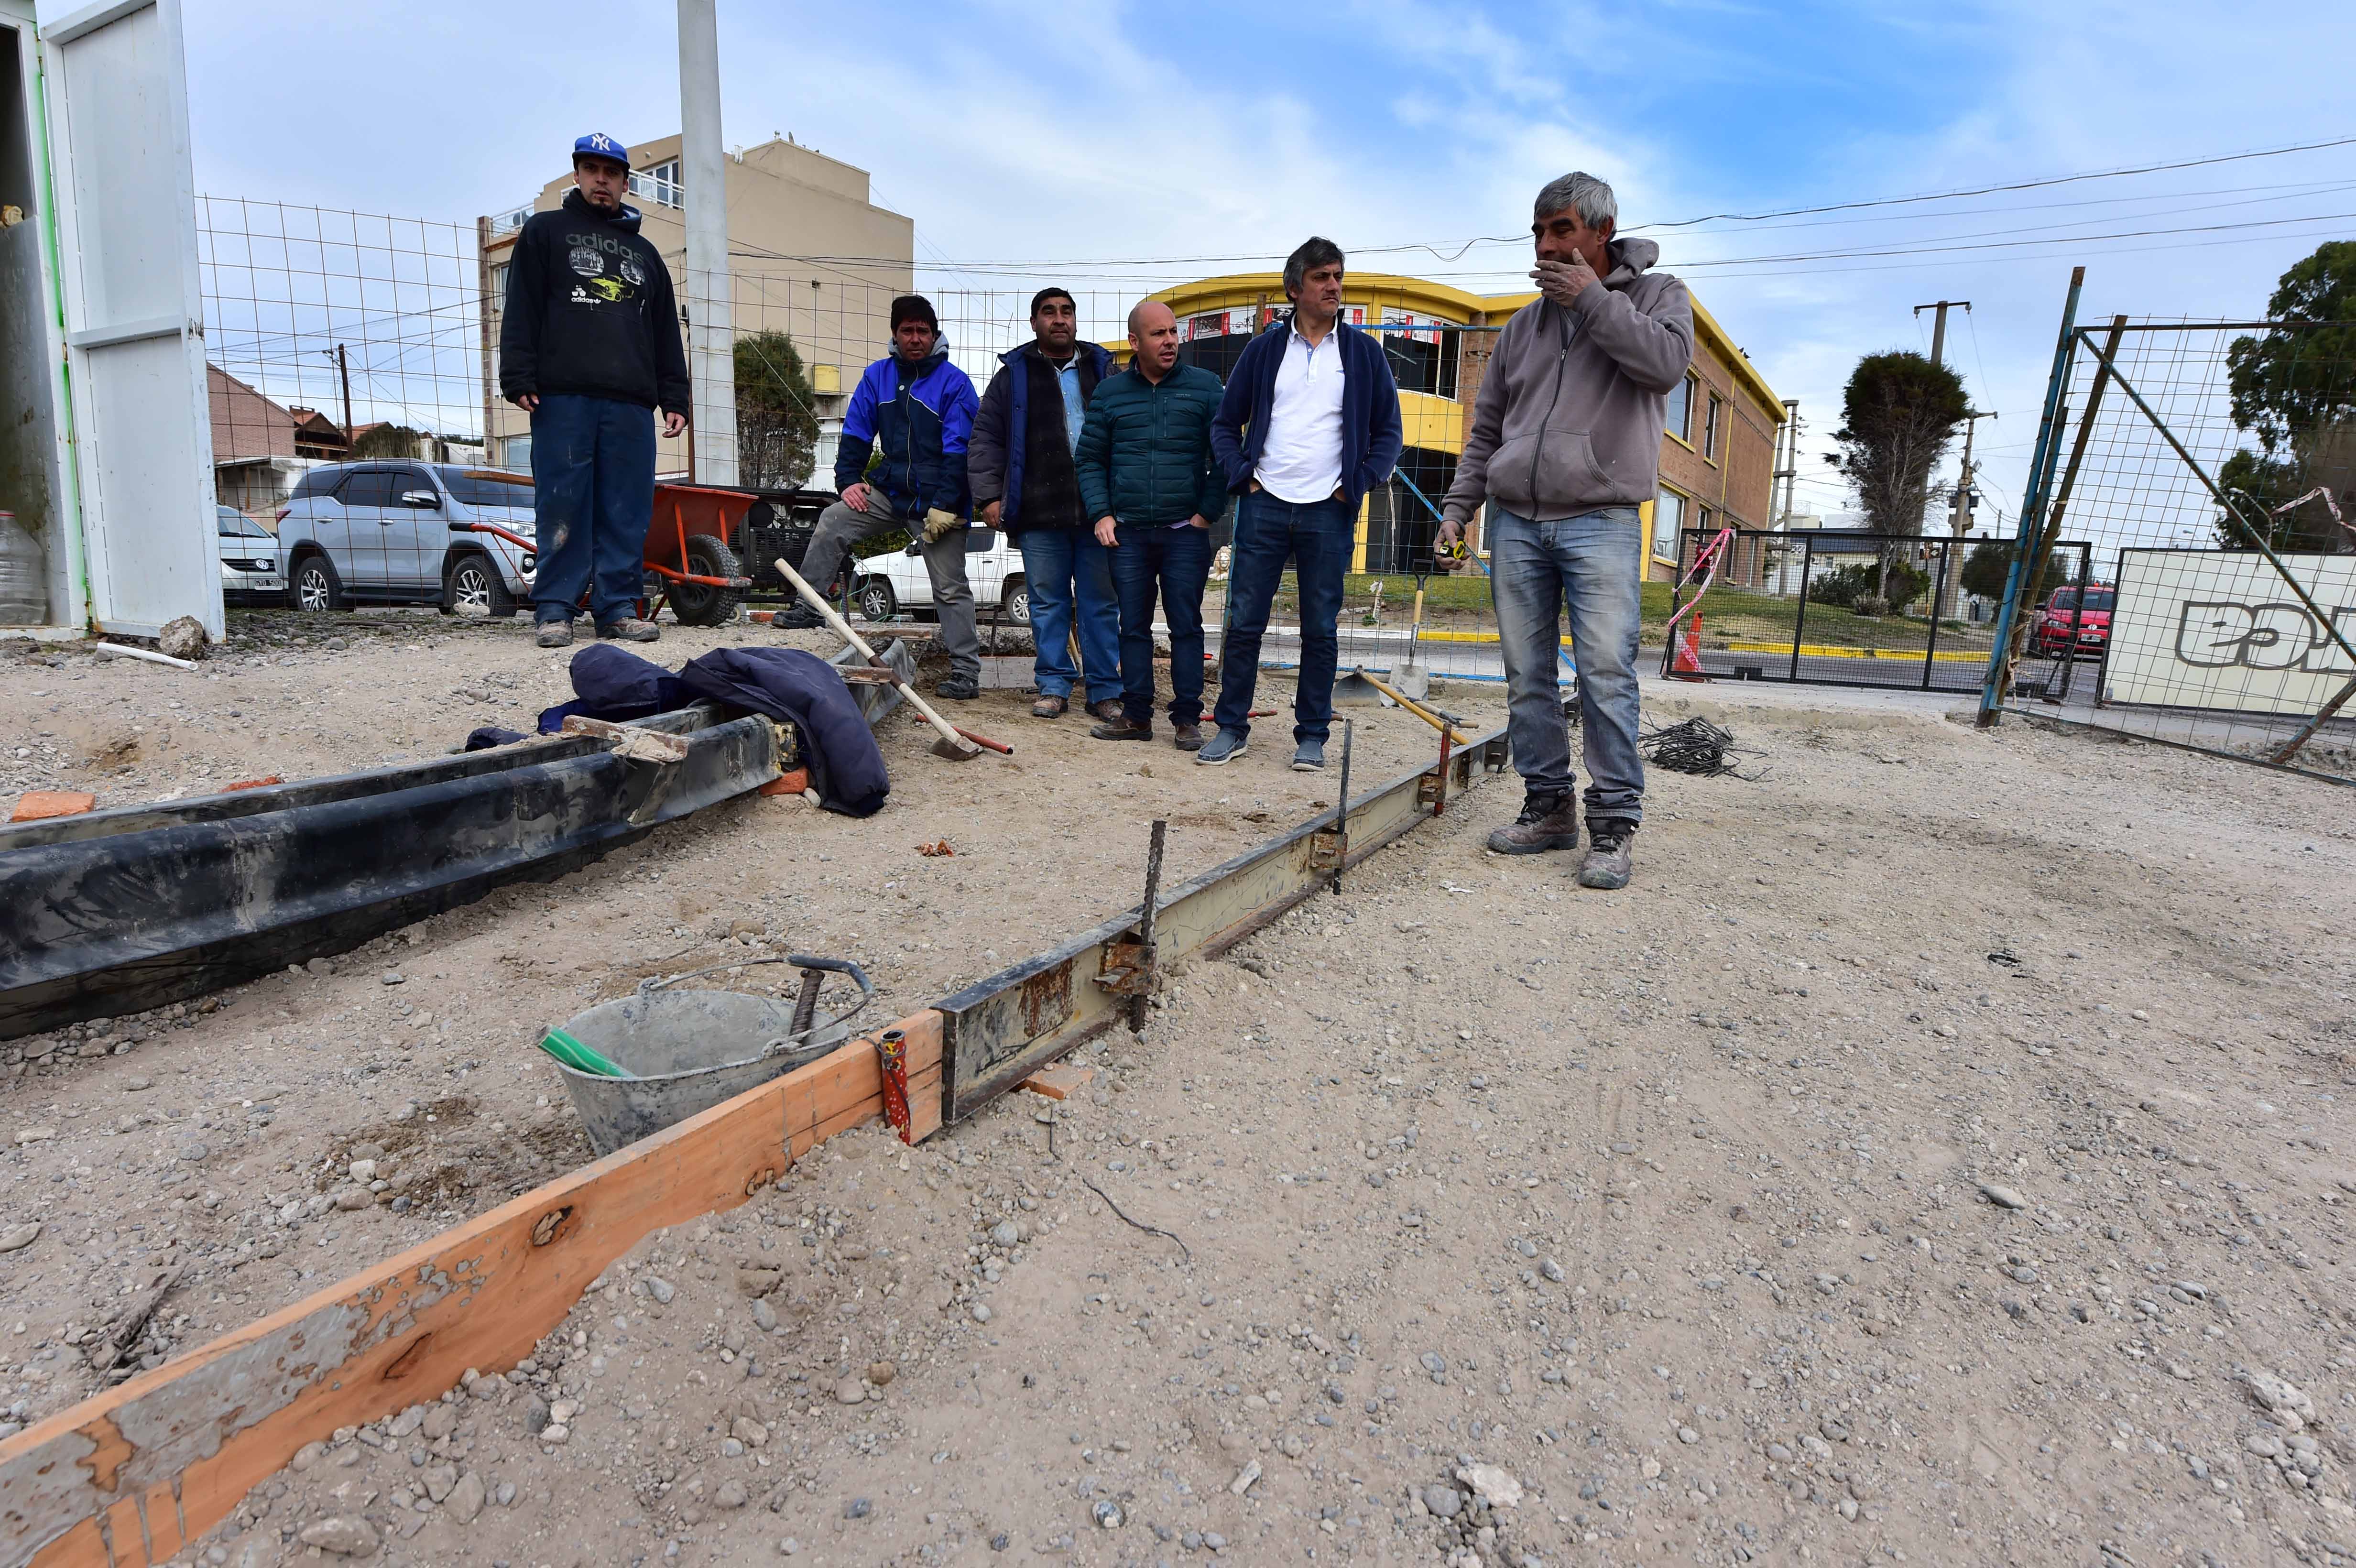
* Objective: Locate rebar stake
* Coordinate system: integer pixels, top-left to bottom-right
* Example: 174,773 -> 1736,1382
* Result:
1331,719 -> 1353,896
1131,818 -> 1167,1034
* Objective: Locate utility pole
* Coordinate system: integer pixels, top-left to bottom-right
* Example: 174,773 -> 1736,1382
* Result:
678,0 -> 738,486
1912,299 -> 1970,367
475,216 -> 495,466
1771,399 -> 1800,525
331,344 -> 354,456
1951,408 -> 1996,535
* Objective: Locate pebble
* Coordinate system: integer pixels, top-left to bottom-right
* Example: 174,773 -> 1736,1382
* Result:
843,1497 -> 872,1520
540,1423 -> 570,1445
1540,1258 -> 1565,1283
645,1276 -> 676,1304
991,1220 -> 1021,1248
714,1479 -> 749,1510
333,1187 -> 371,1212
736,1267 -> 782,1297
835,1379 -> 867,1406
348,1159 -> 377,1183
1093,1499 -> 1125,1529
1977,1183 -> 2028,1210
972,1303 -> 993,1323
447,1470 -> 486,1524
867,1360 -> 896,1386
15,1127 -> 56,1144
1424,1484 -> 1463,1518
0,1223 -> 40,1253
1678,1426 -> 1700,1444
175,1139 -> 209,1164
297,1516 -> 379,1557
750,1298 -> 779,1332
382,971 -> 404,986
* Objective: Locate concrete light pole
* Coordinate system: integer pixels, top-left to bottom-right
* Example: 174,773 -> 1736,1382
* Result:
678,0 -> 738,486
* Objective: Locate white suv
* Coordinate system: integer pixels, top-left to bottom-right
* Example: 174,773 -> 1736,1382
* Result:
853,528 -> 1029,625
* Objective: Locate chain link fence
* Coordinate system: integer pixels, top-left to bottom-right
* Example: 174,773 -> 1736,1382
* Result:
1986,304 -> 2356,781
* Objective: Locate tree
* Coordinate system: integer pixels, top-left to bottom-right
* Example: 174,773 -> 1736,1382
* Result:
2218,241 -> 2356,550
733,330 -> 820,489
1960,538 -> 2070,601
352,423 -> 429,460
1828,349 -> 1968,599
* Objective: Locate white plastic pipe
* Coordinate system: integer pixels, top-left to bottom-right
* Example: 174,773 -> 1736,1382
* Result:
95,642 -> 197,671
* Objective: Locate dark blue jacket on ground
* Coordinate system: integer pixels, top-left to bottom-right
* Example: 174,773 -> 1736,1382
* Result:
1209,318 -> 1404,508
536,642 -> 693,733
679,648 -> 890,818
532,643 -> 889,817
834,342 -> 980,519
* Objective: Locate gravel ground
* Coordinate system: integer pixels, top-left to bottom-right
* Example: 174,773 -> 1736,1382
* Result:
10,611 -> 2356,1568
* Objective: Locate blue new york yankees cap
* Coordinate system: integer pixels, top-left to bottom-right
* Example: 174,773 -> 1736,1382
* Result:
573,132 -> 631,169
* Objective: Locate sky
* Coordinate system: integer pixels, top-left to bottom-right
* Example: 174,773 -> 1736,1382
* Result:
180,0 -> 2356,525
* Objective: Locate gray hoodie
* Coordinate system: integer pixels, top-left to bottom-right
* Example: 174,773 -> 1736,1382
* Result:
1442,238 -> 1693,525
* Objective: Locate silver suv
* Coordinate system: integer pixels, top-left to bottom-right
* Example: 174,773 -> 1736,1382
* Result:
276,462 -> 537,616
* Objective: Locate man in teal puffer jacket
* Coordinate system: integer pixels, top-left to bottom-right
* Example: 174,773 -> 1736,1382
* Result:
1075,301 -> 1227,747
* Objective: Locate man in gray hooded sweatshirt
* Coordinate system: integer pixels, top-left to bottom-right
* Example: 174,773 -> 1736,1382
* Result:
1439,171 -> 1692,891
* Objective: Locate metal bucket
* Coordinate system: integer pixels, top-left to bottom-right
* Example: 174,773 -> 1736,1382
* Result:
550,955 -> 872,1156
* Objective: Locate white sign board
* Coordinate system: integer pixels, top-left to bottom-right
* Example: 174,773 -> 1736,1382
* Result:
2107,549 -> 2356,716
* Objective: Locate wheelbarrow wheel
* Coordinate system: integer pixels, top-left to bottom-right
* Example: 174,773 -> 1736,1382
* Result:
668,534 -> 745,626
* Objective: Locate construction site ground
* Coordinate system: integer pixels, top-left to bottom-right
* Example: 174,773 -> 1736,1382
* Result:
6,608 -> 2356,1568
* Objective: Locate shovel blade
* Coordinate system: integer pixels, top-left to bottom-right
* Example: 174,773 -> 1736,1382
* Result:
932,736 -> 984,761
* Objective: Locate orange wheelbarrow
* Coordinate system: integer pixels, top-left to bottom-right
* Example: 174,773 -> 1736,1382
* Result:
451,482 -> 758,627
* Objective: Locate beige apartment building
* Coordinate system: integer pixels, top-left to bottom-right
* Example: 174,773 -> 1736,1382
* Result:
479,132 -> 914,479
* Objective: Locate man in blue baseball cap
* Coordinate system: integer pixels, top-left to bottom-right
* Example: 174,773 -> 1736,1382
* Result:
499,134 -> 691,647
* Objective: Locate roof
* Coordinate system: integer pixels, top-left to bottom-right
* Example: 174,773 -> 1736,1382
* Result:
1141,270 -> 1783,421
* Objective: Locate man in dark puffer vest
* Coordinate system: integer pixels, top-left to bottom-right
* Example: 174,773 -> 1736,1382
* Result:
968,288 -> 1122,720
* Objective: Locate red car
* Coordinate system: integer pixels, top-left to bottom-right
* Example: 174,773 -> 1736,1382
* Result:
2033,584 -> 2114,657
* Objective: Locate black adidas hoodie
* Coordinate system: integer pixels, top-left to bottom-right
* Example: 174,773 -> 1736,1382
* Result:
498,189 -> 691,413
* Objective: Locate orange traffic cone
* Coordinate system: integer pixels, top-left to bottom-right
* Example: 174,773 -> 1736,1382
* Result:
1669,610 -> 1707,680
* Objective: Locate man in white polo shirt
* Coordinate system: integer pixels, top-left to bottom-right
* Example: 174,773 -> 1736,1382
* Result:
1200,238 -> 1404,770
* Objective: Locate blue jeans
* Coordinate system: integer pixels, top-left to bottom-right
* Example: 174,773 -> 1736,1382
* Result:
1108,524 -> 1211,726
528,394 -> 655,625
1211,492 -> 1354,743
1016,528 -> 1121,703
1490,504 -> 1645,821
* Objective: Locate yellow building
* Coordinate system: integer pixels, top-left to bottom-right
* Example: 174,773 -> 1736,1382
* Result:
1130,272 -> 1784,580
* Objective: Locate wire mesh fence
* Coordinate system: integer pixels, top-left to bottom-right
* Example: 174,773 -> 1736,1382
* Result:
193,194 -> 1523,670
1989,314 -> 2356,781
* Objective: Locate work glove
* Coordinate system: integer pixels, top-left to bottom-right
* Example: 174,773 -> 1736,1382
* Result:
921,508 -> 962,545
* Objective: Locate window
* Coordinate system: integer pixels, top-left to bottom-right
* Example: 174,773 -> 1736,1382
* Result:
1703,393 -> 1723,461
439,466 -> 535,508
502,435 -> 533,471
491,262 -> 510,298
338,469 -> 398,508
630,159 -> 683,208
217,507 -> 269,538
1665,372 -> 1694,444
1653,487 -> 1686,563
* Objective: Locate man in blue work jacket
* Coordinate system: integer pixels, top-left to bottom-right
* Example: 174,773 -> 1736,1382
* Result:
780,294 -> 982,699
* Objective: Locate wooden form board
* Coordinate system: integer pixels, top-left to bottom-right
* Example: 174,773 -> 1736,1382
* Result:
0,1013 -> 941,1568
935,726 -> 1510,1122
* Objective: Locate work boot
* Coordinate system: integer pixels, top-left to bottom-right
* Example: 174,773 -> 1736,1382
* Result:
1171,721 -> 1205,752
1091,716 -> 1152,742
936,674 -> 980,701
534,619 -> 574,649
1486,790 -> 1580,855
1086,697 -> 1126,724
596,618 -> 660,643
773,603 -> 825,631
1577,819 -> 1637,889
1031,694 -> 1069,719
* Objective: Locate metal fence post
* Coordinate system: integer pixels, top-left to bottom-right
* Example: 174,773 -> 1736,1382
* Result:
1977,267 -> 2085,727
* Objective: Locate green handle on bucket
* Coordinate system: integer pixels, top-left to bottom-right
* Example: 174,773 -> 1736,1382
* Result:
538,1026 -> 632,1079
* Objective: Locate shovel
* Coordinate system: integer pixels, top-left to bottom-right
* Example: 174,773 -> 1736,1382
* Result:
774,556 -> 982,760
